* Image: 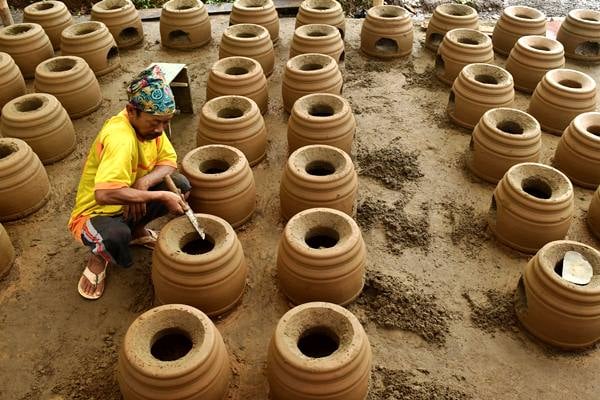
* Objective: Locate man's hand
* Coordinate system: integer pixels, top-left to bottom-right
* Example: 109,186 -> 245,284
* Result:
123,202 -> 146,223
162,191 -> 186,215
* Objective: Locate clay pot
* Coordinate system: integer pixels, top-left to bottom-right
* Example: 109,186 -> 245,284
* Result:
23,1 -> 73,51
267,302 -> 371,400
1,93 -> 75,164
60,21 -> 120,77
515,240 -> 600,349
282,53 -> 343,114
0,53 -> 26,114
197,95 -> 267,166
229,0 -> 279,44
557,9 -> 600,63
360,5 -> 413,59
181,145 -> 256,228
468,108 -> 541,184
0,223 -> 15,279
152,214 -> 248,316
280,144 -> 357,221
0,23 -> 54,79
505,35 -> 565,94
34,56 -> 102,119
0,137 -> 50,222
425,3 -> 479,51
588,188 -> 600,240
118,304 -> 231,399
448,63 -> 514,129
435,28 -> 494,85
206,56 -> 268,115
290,24 -> 344,63
488,162 -> 574,254
491,6 -> 546,56
160,0 -> 211,50
219,24 -> 274,77
295,0 -> 346,39
288,93 -> 355,154
91,0 -> 144,48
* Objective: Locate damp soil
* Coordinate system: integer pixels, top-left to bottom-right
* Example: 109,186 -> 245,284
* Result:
463,290 -> 519,335
357,147 -> 424,191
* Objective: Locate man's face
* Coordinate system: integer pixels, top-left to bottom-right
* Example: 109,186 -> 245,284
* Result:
127,105 -> 173,141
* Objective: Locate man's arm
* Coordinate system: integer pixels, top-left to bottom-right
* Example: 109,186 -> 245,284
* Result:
95,187 -> 184,215
130,165 -> 176,191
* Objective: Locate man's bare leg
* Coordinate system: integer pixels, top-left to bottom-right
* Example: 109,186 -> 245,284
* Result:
80,254 -> 107,297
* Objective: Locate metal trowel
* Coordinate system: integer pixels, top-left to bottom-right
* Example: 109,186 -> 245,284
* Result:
163,175 -> 206,240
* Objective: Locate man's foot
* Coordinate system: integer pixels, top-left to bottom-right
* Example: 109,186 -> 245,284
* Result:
129,228 -> 158,250
78,255 -> 108,300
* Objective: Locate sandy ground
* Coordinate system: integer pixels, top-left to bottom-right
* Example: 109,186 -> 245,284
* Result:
2,14 -> 600,400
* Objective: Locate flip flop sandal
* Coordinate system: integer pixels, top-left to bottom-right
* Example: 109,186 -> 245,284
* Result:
129,228 -> 158,250
78,262 -> 107,300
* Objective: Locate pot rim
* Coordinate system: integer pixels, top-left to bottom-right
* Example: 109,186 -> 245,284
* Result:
460,63 -> 513,88
223,23 -> 270,41
24,0 -> 68,15
162,0 -> 203,12
505,162 -> 573,204
0,137 -> 25,166
300,0 -> 343,13
481,107 -> 540,139
211,56 -> 262,78
201,95 -> 258,122
367,5 -> 409,20
287,144 -> 354,182
35,55 -> 87,77
92,0 -> 134,13
503,5 -> 545,22
568,9 -> 600,26
445,28 -> 491,48
294,23 -> 339,39
233,0 -> 275,11
2,93 -> 58,121
286,52 -> 337,74
571,112 -> 600,143
435,3 -> 477,19
517,35 -> 563,55
62,21 -> 107,39
181,144 -> 248,180
0,23 -> 43,40
544,68 -> 596,93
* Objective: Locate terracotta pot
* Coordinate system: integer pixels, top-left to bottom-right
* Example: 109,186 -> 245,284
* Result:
290,24 -> 344,63
588,187 -> 600,240
0,53 -> 26,114
197,95 -> 266,166
288,93 -> 355,154
435,28 -> 494,85
230,0 -> 279,43
182,144 -> 256,228
0,23 -> 54,79
91,0 -> 144,48
34,56 -> 102,119
528,68 -> 597,135
118,304 -> 231,399
0,137 -> 50,222
280,144 -> 357,220
219,23 -> 274,77
267,302 -> 371,400
206,56 -> 268,115
152,214 -> 247,316
489,162 -> 574,254
23,1 -> 73,50
60,21 -> 120,77
0,223 -> 15,279
505,35 -> 565,94
425,3 -> 479,51
295,0 -> 346,39
282,53 -> 343,114
557,9 -> 600,63
360,5 -> 413,59
160,0 -> 211,50
468,108 -> 541,184
491,6 -> 546,56
448,63 -> 514,129
515,240 -> 600,349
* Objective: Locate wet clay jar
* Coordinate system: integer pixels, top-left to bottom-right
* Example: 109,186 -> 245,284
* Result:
0,53 -> 26,113
528,69 -> 597,136
0,138 -> 50,222
181,145 -> 256,228
360,5 -> 413,59
505,35 -> 565,94
588,188 -> 600,240
23,1 -> 73,50
277,208 -> 366,305
515,240 -> 600,349
91,0 -> 144,48
287,93 -> 355,155
448,63 -> 514,129
0,23 -> 54,79
0,223 -> 15,279
557,9 -> 600,63
197,95 -> 267,166
491,6 -> 546,56
117,304 -> 231,399
280,144 -> 357,221
267,302 -> 371,400
488,162 -> 574,254
425,3 -> 479,51
206,57 -> 268,115
34,56 -> 102,119
219,24 -> 274,77
295,0 -> 346,39
229,0 -> 279,44
160,0 -> 211,50
290,24 -> 344,63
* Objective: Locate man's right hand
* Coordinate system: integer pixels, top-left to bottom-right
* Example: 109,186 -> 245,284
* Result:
162,191 -> 186,215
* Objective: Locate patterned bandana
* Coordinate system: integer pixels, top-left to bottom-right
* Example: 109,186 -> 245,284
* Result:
126,65 -> 176,115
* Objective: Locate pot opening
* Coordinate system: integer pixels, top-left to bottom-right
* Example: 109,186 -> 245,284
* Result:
531,45 -> 550,51
300,63 -> 324,71
150,328 -> 193,362
103,0 -> 127,10
181,233 -> 215,255
15,97 -> 44,113
305,226 -> 339,249
47,58 -> 77,72
6,25 -> 32,35
239,0 -> 268,6
308,103 -> 335,117
307,31 -> 327,37
497,120 -> 523,135
199,159 -> 230,174
225,66 -> 249,75
297,326 -> 340,358
312,5 -> 331,10
450,9 -> 468,16
119,27 -> 140,42
107,46 -> 119,62
582,16 -> 599,22
305,160 -> 335,176
514,13 -> 533,19
521,176 -> 552,199
76,27 -> 97,35
427,33 -> 443,48
35,3 -> 55,10
458,37 -> 479,45
586,125 -> 600,136
217,107 -> 244,118
0,143 -> 17,159
558,79 -> 582,89
168,30 -> 191,43
177,4 -> 194,9
380,11 -> 400,18
475,74 -> 498,85
575,41 -> 600,57
236,32 -> 257,38
375,38 -> 399,53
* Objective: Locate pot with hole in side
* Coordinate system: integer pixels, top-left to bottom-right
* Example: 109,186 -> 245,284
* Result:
557,9 -> 600,63
295,0 -> 346,39
229,0 -> 279,43
492,6 -> 546,56
160,0 -> 211,50
91,0 -> 144,48
425,3 -> 478,51
0,23 -> 54,79
360,5 -> 413,59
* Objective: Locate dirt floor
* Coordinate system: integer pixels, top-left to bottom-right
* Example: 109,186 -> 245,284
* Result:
2,12 -> 600,400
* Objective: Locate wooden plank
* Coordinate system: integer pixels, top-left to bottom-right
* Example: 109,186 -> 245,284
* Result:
139,0 -> 301,20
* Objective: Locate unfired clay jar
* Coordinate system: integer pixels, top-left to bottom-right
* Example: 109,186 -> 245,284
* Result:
528,68 -> 597,135
557,9 -> 600,63
118,304 -> 231,399
491,6 -> 546,56
425,3 -> 479,51
489,162 -> 574,254
160,0 -> 211,50
282,53 -> 343,114
295,0 -> 346,39
197,95 -> 267,166
505,35 -> 565,94
219,24 -> 274,77
435,28 -> 494,85
290,24 -> 344,63
91,0 -> 144,48
1,93 -> 75,164
0,23 -> 54,79
588,187 -> 600,239
0,53 -> 26,114
0,138 -> 50,222
60,21 -> 120,77
23,1 -> 73,50
288,93 -> 355,154
360,5 -> 413,59
182,145 -> 256,228
152,214 -> 248,316
515,240 -> 600,349
280,144 -> 357,220
206,57 -> 268,115
0,223 -> 15,279
267,302 -> 371,400
34,56 -> 102,119
448,63 -> 514,129
229,0 -> 279,43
